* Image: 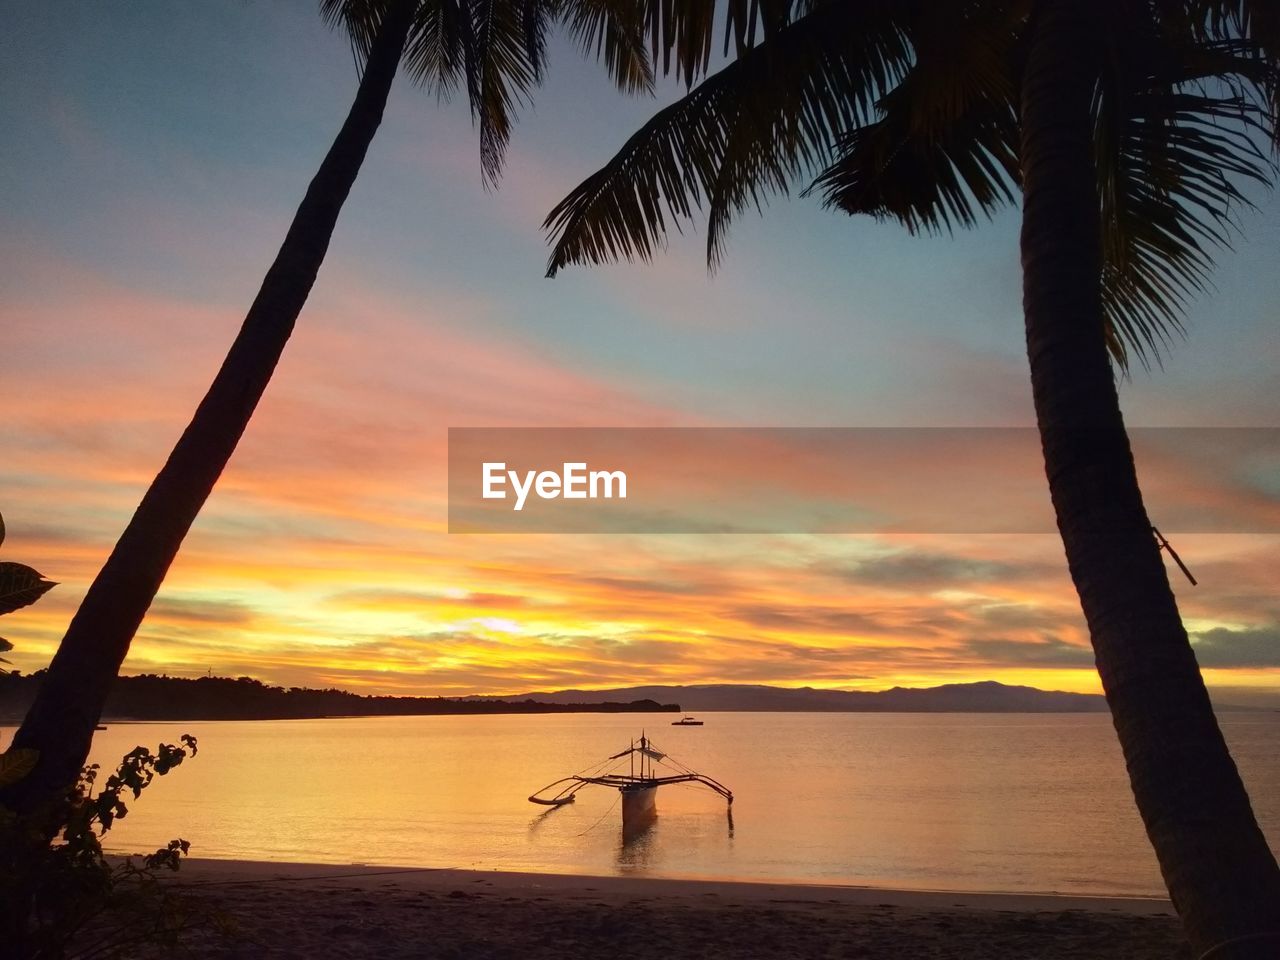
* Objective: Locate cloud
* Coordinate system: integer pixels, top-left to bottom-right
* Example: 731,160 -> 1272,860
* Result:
327,589 -> 545,612
575,575 -> 711,597
2,250 -> 1274,699
960,635 -> 1095,668
823,551 -> 1032,588
728,603 -> 952,639
585,636 -> 693,664
148,597 -> 258,627
973,602 -> 1083,632
1192,625 -> 1280,668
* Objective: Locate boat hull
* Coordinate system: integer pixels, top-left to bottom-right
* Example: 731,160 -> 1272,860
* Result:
620,783 -> 657,827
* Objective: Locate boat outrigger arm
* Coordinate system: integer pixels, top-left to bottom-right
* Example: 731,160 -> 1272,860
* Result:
527,736 -> 733,812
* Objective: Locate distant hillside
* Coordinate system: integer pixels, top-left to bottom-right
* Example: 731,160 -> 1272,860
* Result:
0,674 -> 1114,722
475,681 -> 1111,713
0,672 -> 679,722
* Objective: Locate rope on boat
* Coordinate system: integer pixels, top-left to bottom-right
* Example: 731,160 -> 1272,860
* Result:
650,749 -> 734,802
574,792 -> 622,837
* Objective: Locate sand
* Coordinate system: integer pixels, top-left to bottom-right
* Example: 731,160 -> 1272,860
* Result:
161,859 -> 1191,959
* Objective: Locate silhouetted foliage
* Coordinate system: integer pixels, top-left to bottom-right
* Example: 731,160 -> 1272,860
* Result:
0,736 -> 204,958
0,672 -> 678,721
544,1 -> 1279,370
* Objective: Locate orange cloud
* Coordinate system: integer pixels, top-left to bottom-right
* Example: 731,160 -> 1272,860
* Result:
3,249 -> 1277,703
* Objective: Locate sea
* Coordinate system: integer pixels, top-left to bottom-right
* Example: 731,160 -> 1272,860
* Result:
13,711 -> 1279,898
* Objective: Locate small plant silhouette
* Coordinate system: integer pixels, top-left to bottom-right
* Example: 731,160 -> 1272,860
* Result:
1,736 -> 204,958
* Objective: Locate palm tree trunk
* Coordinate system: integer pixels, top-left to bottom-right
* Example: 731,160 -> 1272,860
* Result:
1020,1 -> 1280,956
0,1 -> 416,814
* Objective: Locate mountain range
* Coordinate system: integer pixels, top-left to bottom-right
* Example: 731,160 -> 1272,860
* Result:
0,674 -> 1116,720
472,680 -> 1111,713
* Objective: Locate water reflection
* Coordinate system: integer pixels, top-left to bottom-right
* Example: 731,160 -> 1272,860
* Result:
41,712 -> 1277,896
617,816 -> 657,871
527,803 -> 568,838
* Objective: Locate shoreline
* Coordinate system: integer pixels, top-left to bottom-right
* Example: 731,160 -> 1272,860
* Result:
172,857 -> 1175,915
165,858 -> 1189,959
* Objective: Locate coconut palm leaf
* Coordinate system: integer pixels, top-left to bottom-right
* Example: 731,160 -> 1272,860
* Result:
466,0 -> 554,182
322,0 -> 657,184
563,0 -> 654,93
630,0 -> 797,88
322,0 -> 552,183
1093,14 -> 1277,365
806,104 -> 1020,234
548,0 -> 1276,367
1196,0 -> 1280,128
803,2 -> 1023,236
325,0 -> 835,190
544,1 -> 915,274
814,23 -> 1276,368
1097,88 -> 1274,365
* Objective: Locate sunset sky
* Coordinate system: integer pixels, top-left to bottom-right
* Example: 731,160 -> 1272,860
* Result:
3,3 -> 1279,703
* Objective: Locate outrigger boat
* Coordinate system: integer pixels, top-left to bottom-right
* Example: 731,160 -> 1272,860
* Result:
671,715 -> 703,726
528,734 -> 732,829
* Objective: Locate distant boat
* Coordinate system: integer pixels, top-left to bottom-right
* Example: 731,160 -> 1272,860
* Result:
528,734 -> 731,829
671,715 -> 704,726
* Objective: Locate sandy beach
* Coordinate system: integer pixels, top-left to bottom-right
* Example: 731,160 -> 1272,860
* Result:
167,859 -> 1191,959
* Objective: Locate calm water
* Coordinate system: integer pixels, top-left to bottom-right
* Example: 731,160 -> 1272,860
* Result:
9,712 -> 1279,897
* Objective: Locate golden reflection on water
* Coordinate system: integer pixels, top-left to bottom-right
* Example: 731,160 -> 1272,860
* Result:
6,711 -> 1275,896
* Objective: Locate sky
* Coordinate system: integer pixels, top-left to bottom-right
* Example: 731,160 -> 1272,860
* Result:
2,2 -> 1279,703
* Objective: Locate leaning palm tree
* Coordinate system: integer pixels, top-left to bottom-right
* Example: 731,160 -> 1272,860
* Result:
0,0 -> 651,814
542,0 -> 1280,955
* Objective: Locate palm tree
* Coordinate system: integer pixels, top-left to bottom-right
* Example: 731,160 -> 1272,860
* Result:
1017,4 -> 1278,954
541,0 -> 1280,954
0,0 -> 651,814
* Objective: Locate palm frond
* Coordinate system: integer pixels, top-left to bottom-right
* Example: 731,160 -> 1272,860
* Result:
401,0 -> 474,98
1096,33 -> 1278,368
806,4 -> 1022,236
541,0 -> 1277,371
807,107 -> 1020,235
814,15 -> 1276,371
324,0 -> 657,184
703,4 -> 915,265
646,0 -> 717,87
563,0 -> 654,93
544,2 -> 914,276
464,0 -> 553,183
320,0 -> 395,64
1197,1 -> 1280,60
1182,2 -> 1280,147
